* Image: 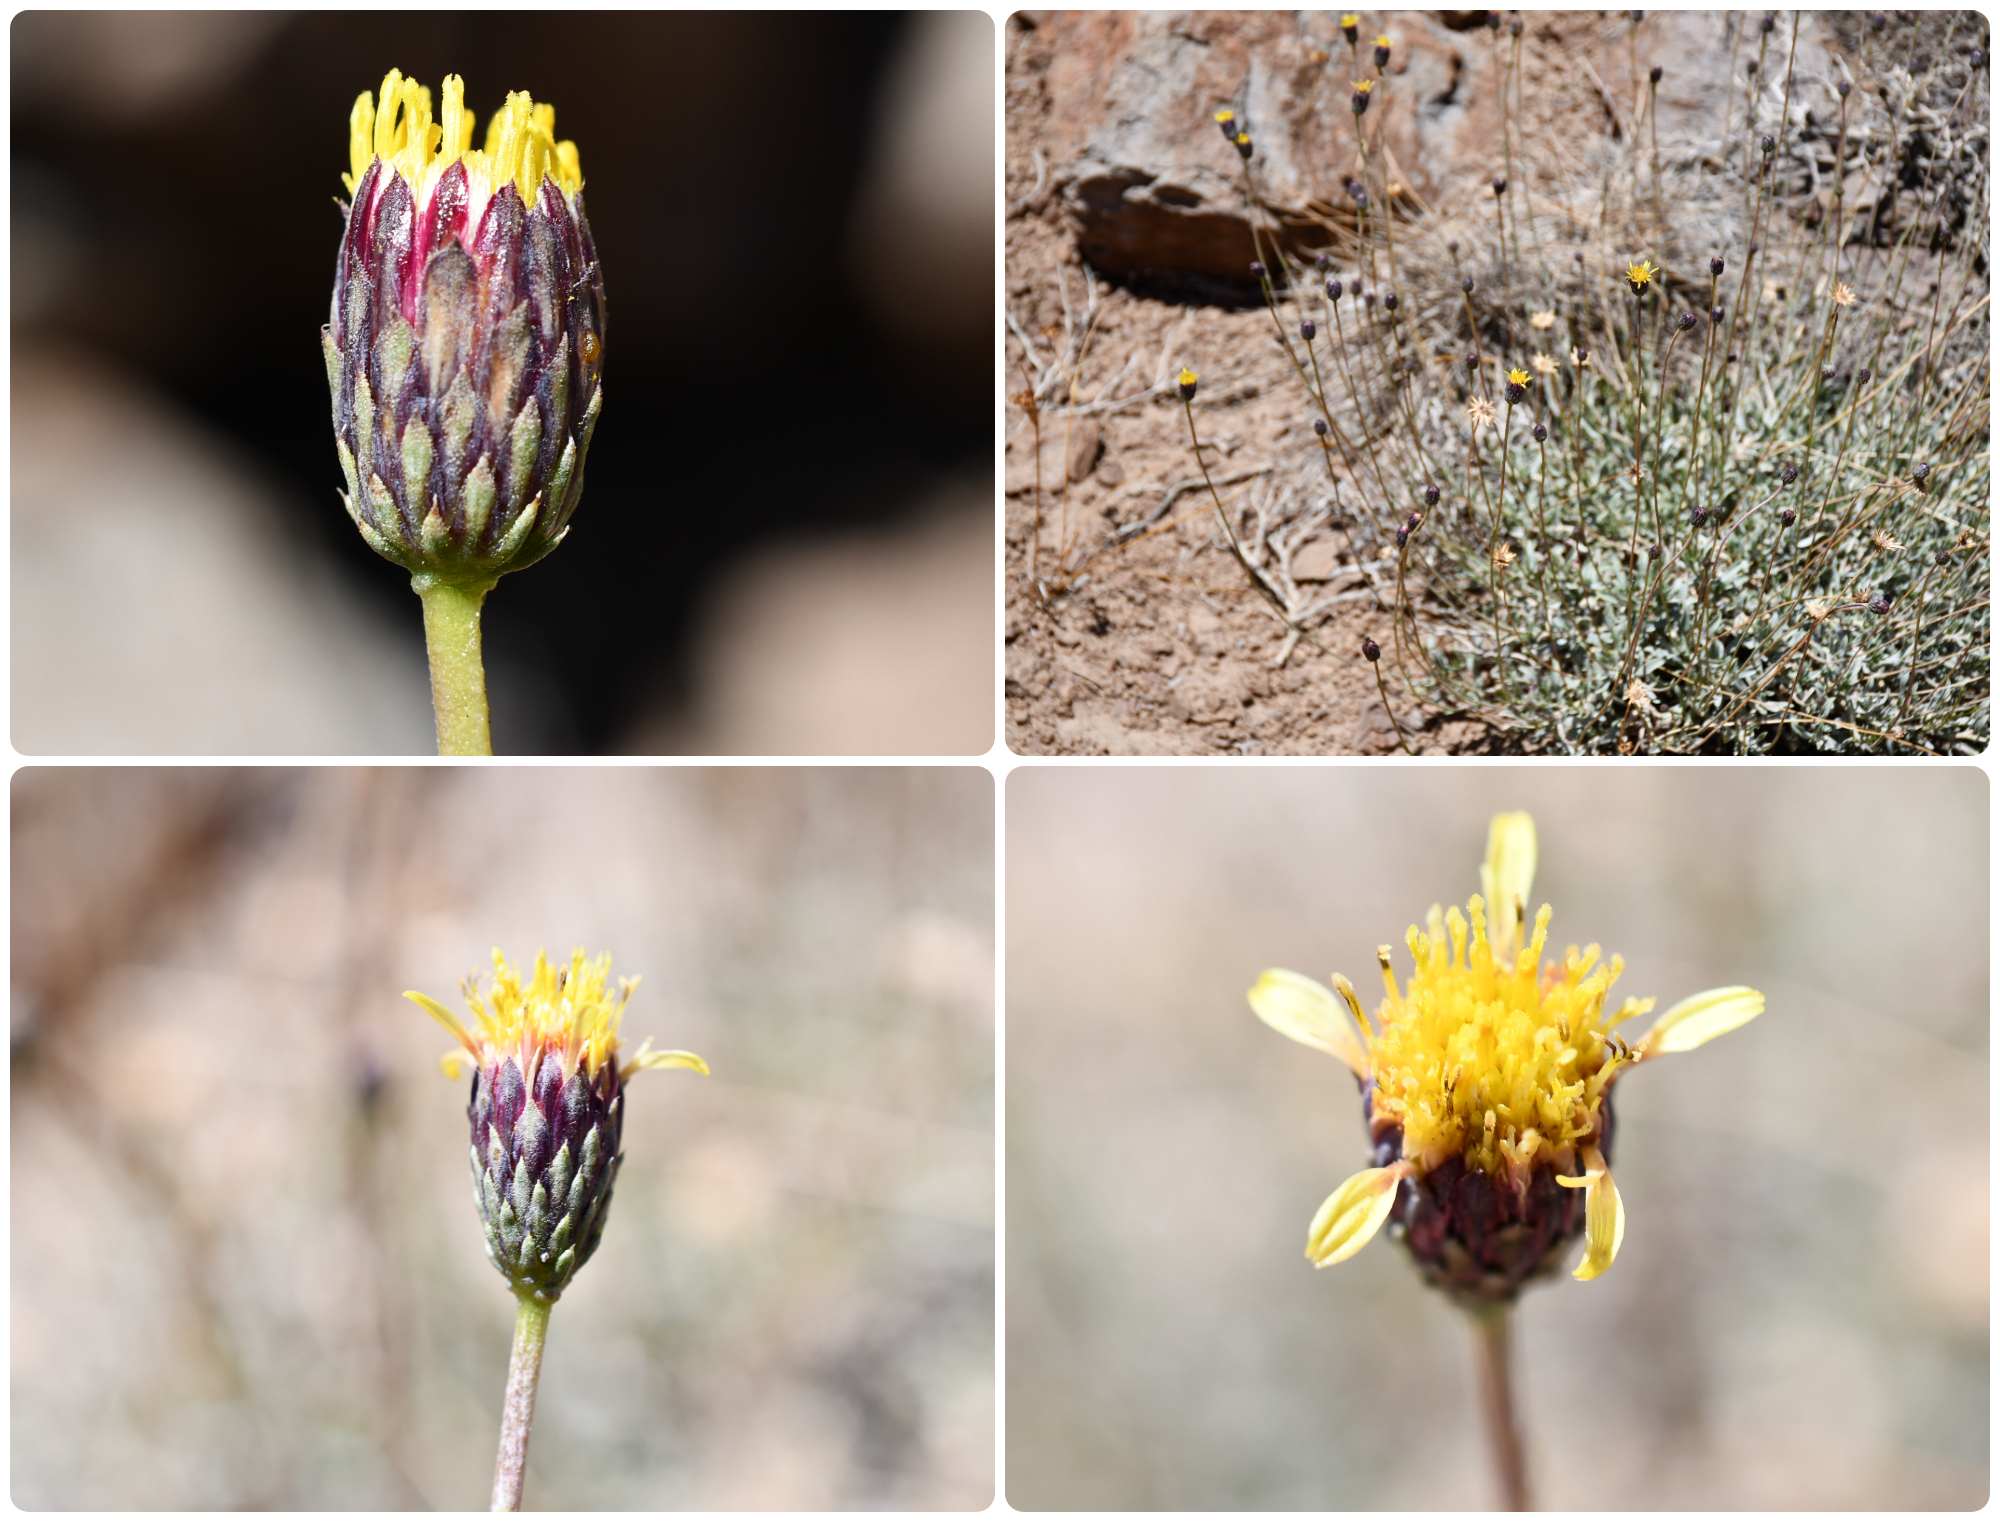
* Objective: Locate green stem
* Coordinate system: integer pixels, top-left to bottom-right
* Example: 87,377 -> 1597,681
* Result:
416,576 -> 499,756
1471,1305 -> 1529,1511
492,1293 -> 552,1511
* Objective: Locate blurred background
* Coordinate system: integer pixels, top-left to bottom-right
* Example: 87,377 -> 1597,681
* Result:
12,12 -> 994,755
12,765 -> 994,1507
1007,766 -> 1987,1509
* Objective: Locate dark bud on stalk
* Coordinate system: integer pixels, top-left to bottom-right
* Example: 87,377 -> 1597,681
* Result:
1235,133 -> 1255,160
1912,461 -> 1932,480
1532,422 -> 1548,442
1573,250 -> 1586,263
1462,275 -> 1476,293
1837,79 -> 1851,98
1780,507 -> 1797,527
1971,49 -> 1987,69
1375,41 -> 1392,68
1574,343 -> 1590,363
1448,240 -> 1460,255
1249,260 -> 1266,278
1869,591 -> 1893,616
1870,11 -> 1885,31
1650,65 -> 1663,84
1510,18 -> 1522,37
1781,463 -> 1800,485
1467,351 -> 1481,368
1316,252 -> 1332,271
1327,279 -> 1344,301
1678,311 -> 1698,331
1301,318 -> 1317,341
1493,175 -> 1508,195
1423,483 -> 1441,507
1407,509 -> 1424,530
1937,548 -> 1954,565
1691,505 -> 1710,527
1748,241 -> 1760,254
1632,9 -> 1645,22
1353,88 -> 1372,116
1314,418 -> 1329,436
1858,366 -> 1871,381
1747,58 -> 1759,75
1760,12 -> 1775,33
1505,379 -> 1526,405
1760,134 -> 1774,153
1487,11 -> 1500,30
1353,189 -> 1369,209
1726,352 -> 1738,363
1396,526 -> 1410,548
1649,543 -> 1664,558
1364,290 -> 1377,306
1913,461 -> 1932,492
1712,306 -> 1725,323
1711,255 -> 1726,275
1343,17 -> 1359,43
1362,637 -> 1381,661
1383,291 -> 1399,311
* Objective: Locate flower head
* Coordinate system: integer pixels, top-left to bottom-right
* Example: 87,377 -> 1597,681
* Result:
1624,257 -> 1659,292
1530,352 -> 1558,377
1178,367 -> 1199,400
1529,309 -> 1556,330
1341,14 -> 1362,42
1466,396 -> 1498,430
409,949 -> 706,1299
1249,814 -> 1762,1306
1832,280 -> 1857,307
1352,78 -> 1376,115
326,71 -> 606,584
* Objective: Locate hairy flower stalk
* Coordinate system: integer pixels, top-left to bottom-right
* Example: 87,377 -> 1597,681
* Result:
410,950 -> 705,1509
326,71 -> 606,754
1250,813 -> 1762,1508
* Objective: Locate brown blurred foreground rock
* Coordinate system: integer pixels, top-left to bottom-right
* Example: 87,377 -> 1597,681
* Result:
1016,10 -> 1844,286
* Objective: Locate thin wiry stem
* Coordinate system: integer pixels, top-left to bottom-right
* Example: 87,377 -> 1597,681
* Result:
492,1293 -> 552,1511
1472,1305 -> 1529,1511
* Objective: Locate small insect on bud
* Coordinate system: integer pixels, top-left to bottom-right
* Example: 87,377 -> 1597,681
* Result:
1423,483 -> 1441,507
1362,637 -> 1381,661
1493,175 -> 1508,195
1249,260 -> 1266,278
1178,368 -> 1199,401
1301,318 -> 1317,341
1869,591 -> 1894,616
1383,291 -> 1399,311
1780,506 -> 1797,527
1532,422 -> 1548,442
1650,64 -> 1663,84
1781,463 -> 1799,485
1711,255 -> 1726,275
1678,311 -> 1699,331
1461,275 -> 1475,293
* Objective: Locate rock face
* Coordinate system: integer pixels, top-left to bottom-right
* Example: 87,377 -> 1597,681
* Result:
1013,10 -> 1845,286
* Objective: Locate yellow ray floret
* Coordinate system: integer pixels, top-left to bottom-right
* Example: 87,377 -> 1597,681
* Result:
407,947 -> 707,1085
345,68 -> 583,209
1625,258 -> 1659,289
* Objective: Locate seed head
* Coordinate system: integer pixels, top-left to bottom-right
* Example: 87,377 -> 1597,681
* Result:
1530,352 -> 1558,376
1530,309 -> 1556,329
1831,281 -> 1856,306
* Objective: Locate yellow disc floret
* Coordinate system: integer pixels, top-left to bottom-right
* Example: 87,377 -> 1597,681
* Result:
1365,895 -> 1652,1193
408,948 -> 707,1085
345,68 -> 582,209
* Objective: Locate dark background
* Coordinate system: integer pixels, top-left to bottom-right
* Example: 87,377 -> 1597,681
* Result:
13,12 -> 992,753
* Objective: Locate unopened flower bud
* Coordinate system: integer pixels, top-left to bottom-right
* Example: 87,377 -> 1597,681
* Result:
1780,507 -> 1797,527
327,70 -> 605,585
1760,12 -> 1775,33
1462,275 -> 1475,293
1374,39 -> 1392,69
1711,255 -> 1726,275
1678,311 -> 1698,331
1869,591 -> 1893,616
1509,18 -> 1522,37
1493,175 -> 1508,195
1781,463 -> 1799,485
1314,418 -> 1329,437
1316,252 -> 1332,270
1837,79 -> 1851,98
1747,58 -> 1759,74
1249,260 -> 1266,278
1178,368 -> 1199,400
1396,526 -> 1410,548
1761,133 -> 1775,153
1383,290 -> 1399,311
1532,422 -> 1547,442
1859,366 -> 1872,381
1362,637 -> 1381,661
1650,64 -> 1663,84
1423,483 -> 1441,507
1327,279 -> 1344,301
1301,318 -> 1317,341
1711,305 -> 1725,323
1691,505 -> 1709,527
